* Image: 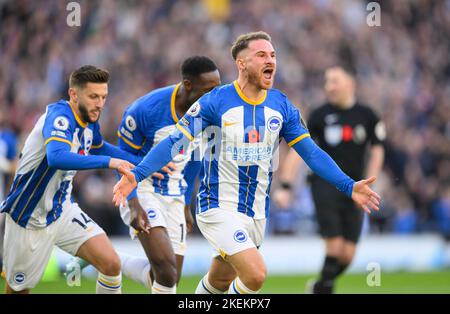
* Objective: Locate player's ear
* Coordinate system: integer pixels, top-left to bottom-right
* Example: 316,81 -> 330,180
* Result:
236,58 -> 246,71
68,87 -> 77,102
183,79 -> 192,91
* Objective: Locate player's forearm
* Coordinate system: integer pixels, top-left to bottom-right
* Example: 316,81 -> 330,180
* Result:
91,141 -> 142,165
292,137 -> 355,197
46,141 -> 110,170
366,145 -> 384,178
132,130 -> 187,182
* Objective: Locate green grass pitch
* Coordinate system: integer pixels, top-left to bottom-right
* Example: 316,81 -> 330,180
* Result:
2,271 -> 450,293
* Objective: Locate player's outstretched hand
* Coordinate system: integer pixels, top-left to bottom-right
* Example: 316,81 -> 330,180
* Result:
151,161 -> 177,180
351,176 -> 381,214
113,167 -> 138,207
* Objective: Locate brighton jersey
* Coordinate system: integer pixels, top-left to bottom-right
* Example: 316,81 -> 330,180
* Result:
176,81 -> 310,219
0,100 -> 103,229
118,84 -> 197,197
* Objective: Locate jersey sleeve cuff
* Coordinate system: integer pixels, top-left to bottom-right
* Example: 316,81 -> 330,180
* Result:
44,137 -> 73,147
287,133 -> 310,147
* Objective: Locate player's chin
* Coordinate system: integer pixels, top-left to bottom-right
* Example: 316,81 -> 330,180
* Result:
89,112 -> 101,123
260,78 -> 274,90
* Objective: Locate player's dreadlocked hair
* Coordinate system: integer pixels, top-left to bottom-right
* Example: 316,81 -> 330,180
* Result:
231,31 -> 272,60
69,65 -> 110,88
181,56 -> 218,81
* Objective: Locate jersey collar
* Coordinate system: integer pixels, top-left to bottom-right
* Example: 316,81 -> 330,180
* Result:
68,101 -> 88,128
233,80 -> 267,105
170,83 -> 181,123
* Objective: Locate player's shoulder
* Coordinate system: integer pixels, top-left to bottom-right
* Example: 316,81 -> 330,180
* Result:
266,88 -> 295,109
267,88 -> 288,99
266,88 -> 298,117
45,100 -> 77,127
47,100 -> 72,114
129,84 -> 176,113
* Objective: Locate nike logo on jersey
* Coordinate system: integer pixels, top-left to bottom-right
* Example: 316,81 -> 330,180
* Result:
224,121 -> 239,127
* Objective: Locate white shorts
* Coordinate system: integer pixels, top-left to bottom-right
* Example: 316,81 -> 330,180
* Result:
120,187 -> 187,256
2,201 -> 104,291
196,208 -> 266,259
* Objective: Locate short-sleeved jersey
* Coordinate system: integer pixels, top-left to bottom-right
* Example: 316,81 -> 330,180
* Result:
176,81 -> 310,219
118,84 -> 198,197
0,129 -> 17,201
0,100 -> 103,229
308,102 -> 385,180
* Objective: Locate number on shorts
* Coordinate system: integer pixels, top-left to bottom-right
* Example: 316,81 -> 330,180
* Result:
72,212 -> 93,229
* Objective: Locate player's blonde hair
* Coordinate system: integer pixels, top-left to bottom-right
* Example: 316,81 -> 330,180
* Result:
230,31 -> 272,60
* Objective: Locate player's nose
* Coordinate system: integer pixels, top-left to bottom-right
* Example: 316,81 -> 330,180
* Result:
97,99 -> 106,109
266,54 -> 276,65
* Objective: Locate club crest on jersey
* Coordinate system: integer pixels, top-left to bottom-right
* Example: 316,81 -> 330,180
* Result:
147,209 -> 157,220
187,102 -> 201,117
267,116 -> 282,133
233,230 -> 247,243
125,115 -> 137,131
13,272 -> 26,284
54,116 -> 69,131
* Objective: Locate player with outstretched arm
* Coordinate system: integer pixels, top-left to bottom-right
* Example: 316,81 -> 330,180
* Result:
113,32 -> 381,294
1,65 -> 144,294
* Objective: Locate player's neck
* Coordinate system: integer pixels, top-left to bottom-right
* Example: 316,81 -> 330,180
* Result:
236,77 -> 266,102
175,84 -> 190,116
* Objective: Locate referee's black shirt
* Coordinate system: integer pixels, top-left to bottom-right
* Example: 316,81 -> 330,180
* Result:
307,102 -> 385,181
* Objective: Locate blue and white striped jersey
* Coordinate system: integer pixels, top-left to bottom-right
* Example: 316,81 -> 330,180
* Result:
117,84 -> 198,198
0,100 -> 103,229
176,81 -> 310,219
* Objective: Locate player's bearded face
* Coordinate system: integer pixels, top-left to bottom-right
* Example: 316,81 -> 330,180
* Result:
76,83 -> 108,123
243,40 -> 276,90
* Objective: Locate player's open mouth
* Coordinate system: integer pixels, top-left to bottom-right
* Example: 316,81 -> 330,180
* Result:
263,68 -> 274,80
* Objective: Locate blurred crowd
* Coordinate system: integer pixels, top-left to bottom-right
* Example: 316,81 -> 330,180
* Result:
1,0 -> 449,238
